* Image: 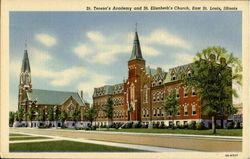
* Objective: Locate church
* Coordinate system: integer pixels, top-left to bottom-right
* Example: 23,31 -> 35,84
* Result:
17,49 -> 89,127
93,30 -> 227,128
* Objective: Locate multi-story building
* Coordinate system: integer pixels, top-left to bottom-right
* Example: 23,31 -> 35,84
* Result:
93,30 -> 228,127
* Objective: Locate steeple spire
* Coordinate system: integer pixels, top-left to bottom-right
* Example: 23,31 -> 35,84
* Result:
21,42 -> 31,73
129,25 -> 144,61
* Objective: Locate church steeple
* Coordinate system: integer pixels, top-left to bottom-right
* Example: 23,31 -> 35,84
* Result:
18,43 -> 32,109
129,27 -> 144,61
21,49 -> 31,73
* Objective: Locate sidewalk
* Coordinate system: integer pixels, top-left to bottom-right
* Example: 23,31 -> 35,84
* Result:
10,131 -> 195,152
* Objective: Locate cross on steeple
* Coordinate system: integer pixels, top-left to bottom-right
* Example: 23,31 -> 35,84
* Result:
25,40 -> 27,50
135,22 -> 138,32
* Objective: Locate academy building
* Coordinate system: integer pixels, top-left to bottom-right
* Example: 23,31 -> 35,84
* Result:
93,30 -> 227,127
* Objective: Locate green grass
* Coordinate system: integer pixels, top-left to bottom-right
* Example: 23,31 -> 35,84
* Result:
9,136 -> 50,141
9,133 -> 30,137
102,128 -> 242,136
9,140 -> 147,152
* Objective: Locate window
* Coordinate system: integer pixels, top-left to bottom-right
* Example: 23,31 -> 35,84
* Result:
184,88 -> 188,98
176,88 -> 180,98
143,85 -> 148,103
192,104 -> 197,115
192,88 -> 196,96
130,83 -> 135,101
153,109 -> 156,116
184,104 -> 188,116
176,121 -> 180,126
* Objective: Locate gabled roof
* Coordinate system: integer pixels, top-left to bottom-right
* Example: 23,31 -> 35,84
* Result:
21,50 -> 31,73
93,83 -> 124,98
129,31 -> 144,61
27,89 -> 86,106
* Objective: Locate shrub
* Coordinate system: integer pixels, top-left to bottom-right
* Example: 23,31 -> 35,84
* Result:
142,124 -> 148,128
159,123 -> 166,129
153,122 -> 160,129
188,121 -> 196,130
132,122 -> 142,128
235,122 -> 242,129
196,122 -> 206,130
125,122 -> 133,128
208,122 -> 212,129
227,121 -> 235,129
38,125 -> 50,129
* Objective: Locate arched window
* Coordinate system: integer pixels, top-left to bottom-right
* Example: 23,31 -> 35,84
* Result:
143,85 -> 148,103
130,83 -> 135,101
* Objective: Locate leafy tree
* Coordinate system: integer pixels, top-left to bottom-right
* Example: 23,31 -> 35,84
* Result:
103,97 -> 114,129
72,107 -> 81,128
48,107 -> 54,127
54,106 -> 61,127
60,110 -> 68,127
9,111 -> 15,127
85,106 -> 97,127
181,46 -> 242,134
38,107 -> 46,125
163,90 -> 180,129
27,106 -> 36,127
16,108 -> 24,123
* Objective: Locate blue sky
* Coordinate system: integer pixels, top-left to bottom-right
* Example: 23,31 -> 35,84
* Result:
9,11 -> 242,111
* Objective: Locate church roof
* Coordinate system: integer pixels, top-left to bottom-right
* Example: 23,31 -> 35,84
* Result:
27,89 -> 86,106
21,50 -> 31,73
129,31 -> 144,61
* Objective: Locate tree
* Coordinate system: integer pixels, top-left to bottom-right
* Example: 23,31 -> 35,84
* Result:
27,106 -> 36,127
84,106 -> 97,127
48,107 -> 54,127
163,90 -> 180,128
9,111 -> 15,127
181,46 -> 242,134
60,110 -> 68,127
54,106 -> 61,128
72,107 -> 81,128
38,107 -> 46,125
103,97 -> 114,129
16,108 -> 24,123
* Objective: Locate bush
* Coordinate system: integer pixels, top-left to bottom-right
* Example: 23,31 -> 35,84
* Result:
153,122 -> 160,129
196,122 -> 206,130
141,124 -> 148,128
235,122 -> 242,129
227,121 -> 235,129
208,122 -> 212,129
188,121 -> 196,130
75,127 -> 85,130
125,122 -> 133,129
132,122 -> 142,128
159,123 -> 166,129
38,125 -> 50,129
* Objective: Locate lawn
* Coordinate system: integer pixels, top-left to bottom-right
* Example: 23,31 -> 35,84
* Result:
9,133 -> 30,137
102,128 -> 242,136
9,140 -> 146,152
10,136 -> 50,141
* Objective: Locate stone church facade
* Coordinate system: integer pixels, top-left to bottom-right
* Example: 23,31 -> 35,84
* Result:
93,30 -> 227,127
17,49 -> 89,128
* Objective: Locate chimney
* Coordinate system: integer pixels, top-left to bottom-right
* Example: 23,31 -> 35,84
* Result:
156,67 -> 162,74
80,90 -> 83,99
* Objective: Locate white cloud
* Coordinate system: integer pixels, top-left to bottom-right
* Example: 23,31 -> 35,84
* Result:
142,29 -> 192,50
72,31 -> 163,65
77,73 -> 113,101
175,53 -> 194,64
73,43 -> 93,58
87,31 -> 105,42
35,33 -> 57,47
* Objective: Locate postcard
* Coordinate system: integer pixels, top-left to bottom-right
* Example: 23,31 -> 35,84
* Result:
1,0 -> 249,158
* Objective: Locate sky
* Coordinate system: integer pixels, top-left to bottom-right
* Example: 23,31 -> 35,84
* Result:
9,11 -> 242,112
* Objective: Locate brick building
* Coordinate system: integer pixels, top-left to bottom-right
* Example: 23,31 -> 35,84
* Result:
93,30 -> 227,127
